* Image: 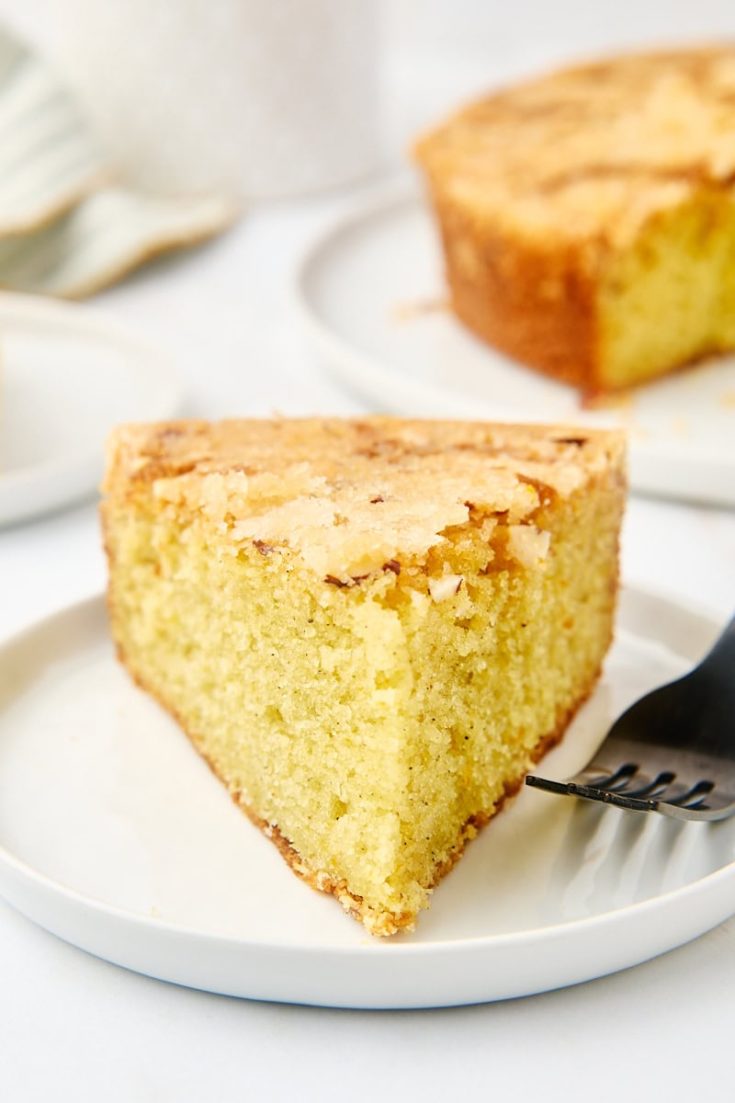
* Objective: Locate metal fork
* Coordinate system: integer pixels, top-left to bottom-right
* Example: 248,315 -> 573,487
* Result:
526,612 -> 735,821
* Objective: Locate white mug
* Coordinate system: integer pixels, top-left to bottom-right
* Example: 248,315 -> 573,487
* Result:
45,0 -> 384,199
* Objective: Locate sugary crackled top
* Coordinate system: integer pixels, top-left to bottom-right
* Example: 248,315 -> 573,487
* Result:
415,48 -> 735,246
105,418 -> 624,582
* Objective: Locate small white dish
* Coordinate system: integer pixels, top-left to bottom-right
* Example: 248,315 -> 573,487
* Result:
0,293 -> 183,525
0,588 -> 733,1009
298,192 -> 735,508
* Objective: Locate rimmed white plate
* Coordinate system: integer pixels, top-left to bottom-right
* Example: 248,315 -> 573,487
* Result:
298,192 -> 735,508
1,589 -> 734,1008
0,292 -> 184,525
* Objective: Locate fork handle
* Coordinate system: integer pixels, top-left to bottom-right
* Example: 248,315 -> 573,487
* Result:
706,612 -> 735,668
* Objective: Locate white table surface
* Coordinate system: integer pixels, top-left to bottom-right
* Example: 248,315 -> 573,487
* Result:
2,8 -> 735,1099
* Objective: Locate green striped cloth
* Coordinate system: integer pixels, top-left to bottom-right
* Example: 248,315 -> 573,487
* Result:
0,25 -> 237,296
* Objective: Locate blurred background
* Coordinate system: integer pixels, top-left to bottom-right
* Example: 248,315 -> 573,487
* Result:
0,0 -> 733,518
2,0 -> 735,195
1,0 -> 735,519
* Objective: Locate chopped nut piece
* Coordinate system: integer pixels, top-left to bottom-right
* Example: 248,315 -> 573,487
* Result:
507,525 -> 551,567
428,574 -> 464,602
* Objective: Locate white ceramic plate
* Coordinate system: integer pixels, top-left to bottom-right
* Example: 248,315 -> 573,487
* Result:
0,292 -> 183,526
1,589 -> 734,1008
298,193 -> 735,508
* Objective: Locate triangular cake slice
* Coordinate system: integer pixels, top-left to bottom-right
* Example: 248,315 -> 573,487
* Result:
102,417 -> 626,936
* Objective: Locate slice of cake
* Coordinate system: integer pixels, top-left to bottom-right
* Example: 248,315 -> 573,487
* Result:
414,47 -> 735,393
102,417 -> 626,935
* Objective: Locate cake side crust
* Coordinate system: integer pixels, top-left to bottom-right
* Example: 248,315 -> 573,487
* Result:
428,186 -> 603,390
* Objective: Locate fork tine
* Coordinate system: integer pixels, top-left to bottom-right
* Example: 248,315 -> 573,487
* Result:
614,771 -> 676,798
526,609 -> 735,822
664,779 -> 715,807
524,774 -> 655,813
526,771 -> 735,820
566,779 -> 655,813
583,763 -> 638,791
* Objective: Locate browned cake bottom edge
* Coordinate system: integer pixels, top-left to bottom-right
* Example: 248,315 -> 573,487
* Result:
114,635 -> 604,938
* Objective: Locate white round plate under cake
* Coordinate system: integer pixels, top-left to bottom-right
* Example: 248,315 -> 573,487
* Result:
298,192 -> 735,508
1,587 -> 734,1009
0,292 -> 184,526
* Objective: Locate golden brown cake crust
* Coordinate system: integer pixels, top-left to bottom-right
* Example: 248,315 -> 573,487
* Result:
415,47 -> 735,244
104,416 -> 624,582
414,47 -> 735,391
